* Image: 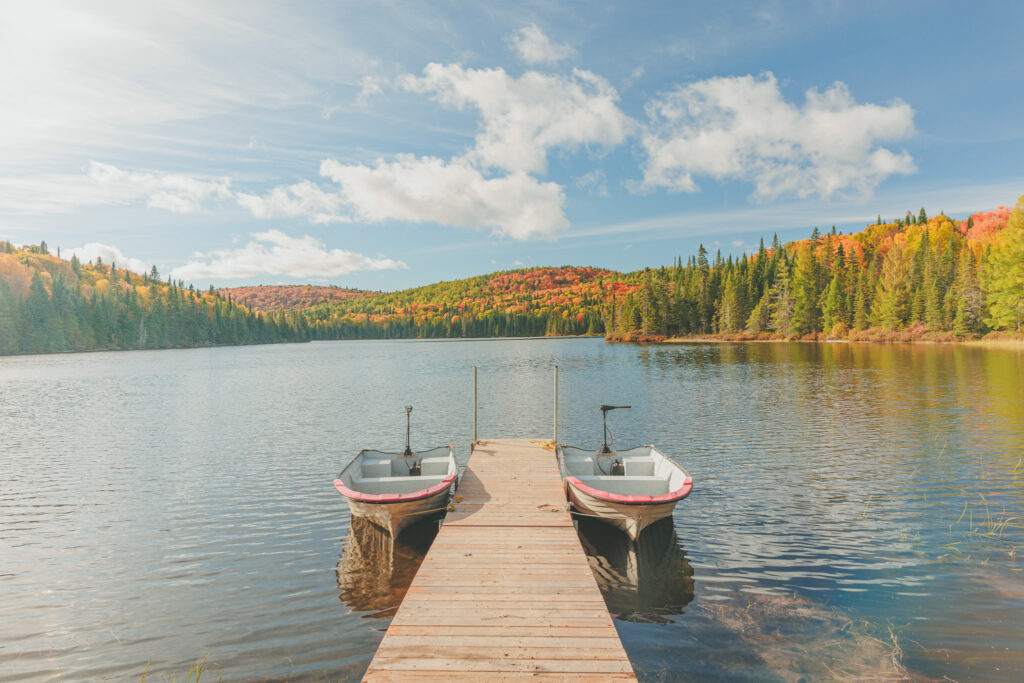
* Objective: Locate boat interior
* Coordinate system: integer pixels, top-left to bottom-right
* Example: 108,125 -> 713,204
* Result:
559,446 -> 688,496
341,447 -> 457,495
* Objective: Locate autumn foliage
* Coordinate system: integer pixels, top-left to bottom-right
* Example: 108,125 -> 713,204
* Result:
304,266 -> 632,339
0,242 -> 308,354
217,285 -> 377,312
4,199 -> 1022,355
607,203 -> 1023,341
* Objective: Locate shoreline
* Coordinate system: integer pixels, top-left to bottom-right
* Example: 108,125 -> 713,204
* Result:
4,331 -> 1022,359
605,331 -> 1024,348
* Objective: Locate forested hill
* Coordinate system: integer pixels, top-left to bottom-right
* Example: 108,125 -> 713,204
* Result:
0,242 -> 310,355
606,199 -> 1024,341
303,266 -> 632,338
4,198 -> 1022,355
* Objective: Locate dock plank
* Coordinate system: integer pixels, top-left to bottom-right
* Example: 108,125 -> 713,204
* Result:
362,438 -> 635,681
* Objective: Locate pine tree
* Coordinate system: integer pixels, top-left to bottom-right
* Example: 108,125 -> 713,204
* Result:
874,244 -> 910,329
924,255 -> 944,330
789,243 -> 820,335
768,271 -> 794,336
821,274 -> 845,332
746,288 -> 771,333
853,270 -> 870,330
952,248 -> 985,335
981,197 -> 1024,332
717,272 -> 744,332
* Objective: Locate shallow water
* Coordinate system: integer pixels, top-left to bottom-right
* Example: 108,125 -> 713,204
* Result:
1,338 -> 1022,681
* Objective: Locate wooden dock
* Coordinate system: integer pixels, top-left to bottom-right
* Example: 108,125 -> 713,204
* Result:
363,438 -> 637,681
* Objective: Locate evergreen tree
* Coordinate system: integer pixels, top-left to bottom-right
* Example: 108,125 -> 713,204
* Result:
746,288 -> 771,333
821,274 -> 845,332
874,245 -> 910,329
789,243 -> 820,335
768,271 -> 794,336
853,270 -> 870,330
717,272 -> 745,333
981,197 -> 1024,331
952,248 -> 985,335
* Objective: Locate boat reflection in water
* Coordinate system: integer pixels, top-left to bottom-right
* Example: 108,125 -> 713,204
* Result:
577,516 -> 694,624
336,516 -> 438,618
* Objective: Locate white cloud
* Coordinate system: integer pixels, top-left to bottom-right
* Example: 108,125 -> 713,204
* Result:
401,63 -> 630,174
320,155 -> 567,240
0,161 -> 232,214
64,242 -> 149,274
575,169 -> 609,197
508,25 -> 574,65
0,1 -> 375,166
640,72 -> 916,200
88,162 -> 233,213
235,181 -> 350,224
356,74 -> 386,105
169,230 -> 406,281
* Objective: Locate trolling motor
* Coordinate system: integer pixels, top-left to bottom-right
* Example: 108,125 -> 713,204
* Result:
403,405 -> 421,476
599,404 -> 630,476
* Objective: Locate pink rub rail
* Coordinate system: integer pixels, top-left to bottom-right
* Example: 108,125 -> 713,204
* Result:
334,474 -> 456,503
567,475 -> 693,504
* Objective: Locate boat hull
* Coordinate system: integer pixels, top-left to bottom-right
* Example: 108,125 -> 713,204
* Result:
334,445 -> 459,538
566,479 -> 679,541
343,485 -> 453,537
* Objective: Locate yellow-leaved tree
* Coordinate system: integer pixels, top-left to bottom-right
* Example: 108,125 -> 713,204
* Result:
982,195 -> 1024,332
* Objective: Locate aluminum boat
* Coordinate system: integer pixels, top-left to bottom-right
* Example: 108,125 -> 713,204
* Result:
557,405 -> 692,540
333,406 -> 458,537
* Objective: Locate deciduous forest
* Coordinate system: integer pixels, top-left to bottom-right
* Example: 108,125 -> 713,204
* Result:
605,199 -> 1024,342
2,198 -> 1022,355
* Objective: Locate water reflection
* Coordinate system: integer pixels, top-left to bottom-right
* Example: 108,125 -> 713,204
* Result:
2,339 -> 1022,681
336,516 -> 437,618
577,517 -> 694,624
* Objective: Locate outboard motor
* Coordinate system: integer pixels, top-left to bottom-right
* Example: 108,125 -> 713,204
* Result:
599,404 -> 630,476
403,405 -> 421,476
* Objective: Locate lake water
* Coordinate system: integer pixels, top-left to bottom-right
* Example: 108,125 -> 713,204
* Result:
1,338 -> 1022,681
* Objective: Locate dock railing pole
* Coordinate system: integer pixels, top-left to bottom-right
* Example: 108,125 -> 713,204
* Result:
553,365 -> 559,445
473,366 -> 478,445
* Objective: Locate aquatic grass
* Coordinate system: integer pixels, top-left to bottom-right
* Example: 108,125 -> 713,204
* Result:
140,656 -> 220,682
694,594 -> 911,681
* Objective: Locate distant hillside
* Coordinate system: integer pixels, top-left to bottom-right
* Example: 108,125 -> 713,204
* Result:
304,266 -> 634,338
6,199 -> 1021,356
0,242 -> 310,355
218,285 -> 377,312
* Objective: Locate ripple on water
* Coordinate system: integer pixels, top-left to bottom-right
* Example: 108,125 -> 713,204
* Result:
0,339 -> 1022,681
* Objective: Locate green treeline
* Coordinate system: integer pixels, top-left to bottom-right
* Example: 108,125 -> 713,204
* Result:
605,200 -> 1024,340
0,242 -> 309,355
3,198 -> 1022,356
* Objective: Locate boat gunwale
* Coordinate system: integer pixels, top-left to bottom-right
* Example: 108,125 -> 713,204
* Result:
334,445 -> 458,504
333,474 -> 456,504
557,444 -> 693,506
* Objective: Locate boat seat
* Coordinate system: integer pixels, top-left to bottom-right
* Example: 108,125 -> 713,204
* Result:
351,475 -> 448,495
419,456 -> 453,476
360,458 -> 394,477
574,475 -> 670,496
621,459 -> 655,476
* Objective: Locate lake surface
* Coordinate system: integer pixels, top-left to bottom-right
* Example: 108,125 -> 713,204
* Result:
1,338 -> 1022,681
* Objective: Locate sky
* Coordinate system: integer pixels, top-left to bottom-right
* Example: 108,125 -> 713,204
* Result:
1,0 -> 1023,291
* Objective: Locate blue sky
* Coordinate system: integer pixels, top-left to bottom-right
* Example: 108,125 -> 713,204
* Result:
1,0 -> 1022,290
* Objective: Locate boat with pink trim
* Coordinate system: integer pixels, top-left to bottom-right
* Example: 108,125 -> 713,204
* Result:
556,406 -> 693,541
334,406 -> 458,537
